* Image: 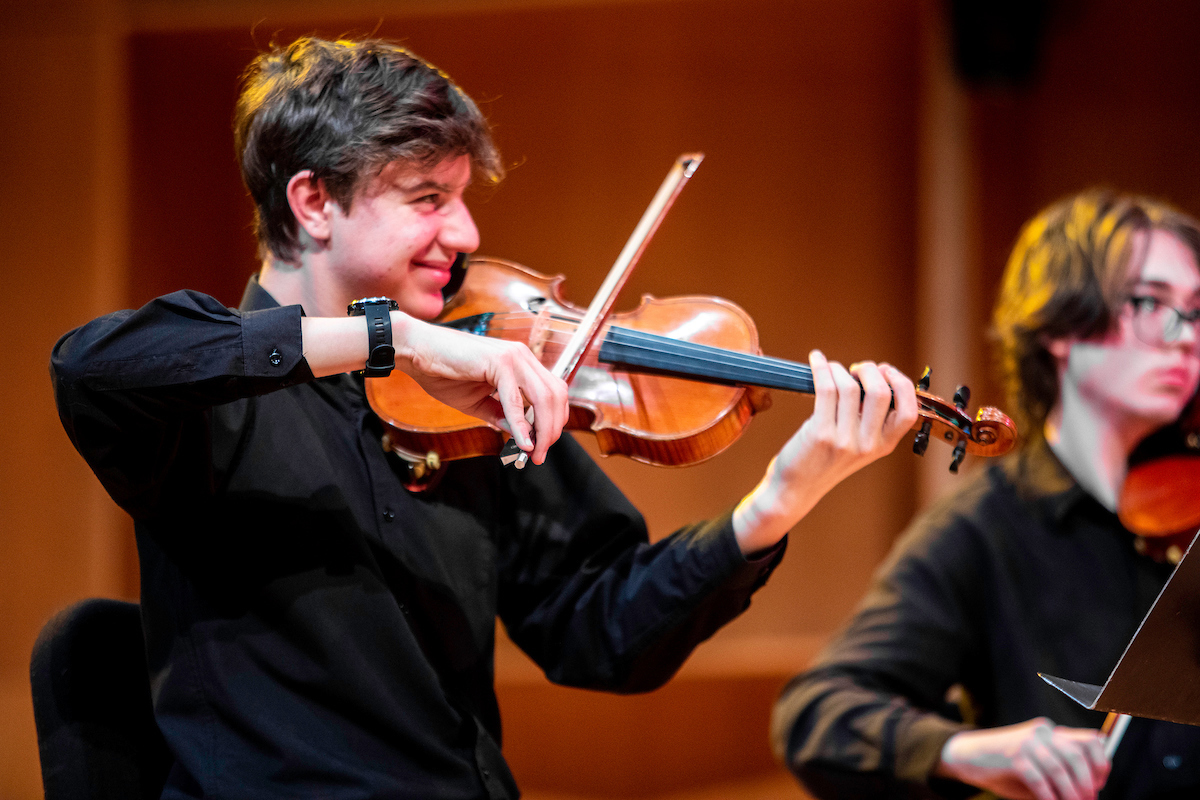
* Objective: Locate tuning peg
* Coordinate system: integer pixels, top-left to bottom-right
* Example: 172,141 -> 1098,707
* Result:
913,419 -> 932,457
949,438 -> 967,473
953,384 -> 971,411
917,367 -> 931,392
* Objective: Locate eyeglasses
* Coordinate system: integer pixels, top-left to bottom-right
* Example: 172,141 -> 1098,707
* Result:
1126,295 -> 1200,346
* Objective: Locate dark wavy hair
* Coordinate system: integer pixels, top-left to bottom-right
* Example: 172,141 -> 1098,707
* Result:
992,189 -> 1200,438
234,37 -> 503,263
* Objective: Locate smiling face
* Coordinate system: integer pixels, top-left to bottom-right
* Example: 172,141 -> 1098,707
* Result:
1049,229 -> 1200,436
323,155 -> 479,320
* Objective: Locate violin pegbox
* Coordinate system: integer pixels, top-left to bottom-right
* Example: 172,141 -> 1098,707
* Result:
910,367 -> 1017,472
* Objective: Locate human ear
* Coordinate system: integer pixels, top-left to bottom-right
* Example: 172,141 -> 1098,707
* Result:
286,171 -> 332,241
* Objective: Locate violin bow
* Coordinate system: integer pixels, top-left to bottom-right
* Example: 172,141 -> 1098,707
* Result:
501,152 -> 705,468
1102,711 -> 1131,760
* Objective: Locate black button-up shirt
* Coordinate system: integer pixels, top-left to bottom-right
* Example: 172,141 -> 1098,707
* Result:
52,279 -> 783,799
772,438 -> 1200,799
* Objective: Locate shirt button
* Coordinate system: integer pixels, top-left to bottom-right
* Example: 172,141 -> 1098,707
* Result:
1164,754 -> 1182,769
481,768 -> 490,779
382,508 -> 395,522
268,347 -> 282,366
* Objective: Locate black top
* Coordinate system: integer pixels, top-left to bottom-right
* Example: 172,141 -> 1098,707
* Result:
772,438 -> 1200,799
51,278 -> 784,800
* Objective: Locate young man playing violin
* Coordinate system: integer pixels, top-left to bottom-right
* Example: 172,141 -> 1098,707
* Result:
773,190 -> 1200,800
51,37 -> 918,798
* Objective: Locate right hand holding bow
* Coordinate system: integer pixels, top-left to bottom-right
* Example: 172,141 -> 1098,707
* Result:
935,717 -> 1110,800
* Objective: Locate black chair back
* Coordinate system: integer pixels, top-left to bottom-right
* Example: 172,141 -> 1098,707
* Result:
30,598 -> 172,800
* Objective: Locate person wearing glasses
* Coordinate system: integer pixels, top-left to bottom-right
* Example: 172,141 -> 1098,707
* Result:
772,190 -> 1200,800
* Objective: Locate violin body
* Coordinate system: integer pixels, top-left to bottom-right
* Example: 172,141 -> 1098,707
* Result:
1118,415 -> 1200,562
367,256 -> 1017,471
1121,457 -> 1200,536
369,257 -> 773,467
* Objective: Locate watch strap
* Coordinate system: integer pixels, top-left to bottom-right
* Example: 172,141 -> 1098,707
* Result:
347,297 -> 398,377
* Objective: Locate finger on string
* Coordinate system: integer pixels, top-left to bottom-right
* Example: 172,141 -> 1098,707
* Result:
881,364 -> 919,435
807,350 -> 837,427
850,361 -> 890,442
827,359 -> 860,440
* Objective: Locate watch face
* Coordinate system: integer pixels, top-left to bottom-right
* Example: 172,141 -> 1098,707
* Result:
347,297 -> 399,316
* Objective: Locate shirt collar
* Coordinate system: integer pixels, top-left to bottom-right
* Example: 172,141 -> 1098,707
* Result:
239,273 -> 290,313
239,274 -> 361,397
1006,436 -> 1091,525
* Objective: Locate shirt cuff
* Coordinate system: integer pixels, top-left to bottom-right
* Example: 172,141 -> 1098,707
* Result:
241,305 -> 306,377
703,509 -> 788,590
899,714 -> 972,787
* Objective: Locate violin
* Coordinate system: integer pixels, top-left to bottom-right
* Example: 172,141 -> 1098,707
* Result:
1118,400 -> 1200,563
366,256 -> 1017,485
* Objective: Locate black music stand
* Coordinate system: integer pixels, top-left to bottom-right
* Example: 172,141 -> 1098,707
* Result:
1041,537 -> 1200,726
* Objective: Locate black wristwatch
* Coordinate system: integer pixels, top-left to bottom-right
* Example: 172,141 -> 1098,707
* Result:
347,296 -> 400,377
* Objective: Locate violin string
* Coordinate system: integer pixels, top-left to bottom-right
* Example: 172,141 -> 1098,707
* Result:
453,312 -> 947,429
460,311 -> 815,392
602,331 -> 941,417
470,312 -> 815,380
478,317 -> 790,373
463,312 -> 947,419
606,328 -> 815,392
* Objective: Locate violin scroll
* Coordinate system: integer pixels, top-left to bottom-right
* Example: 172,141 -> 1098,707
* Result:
910,368 -> 1017,472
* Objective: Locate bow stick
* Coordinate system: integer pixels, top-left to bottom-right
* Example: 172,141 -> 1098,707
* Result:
500,152 -> 705,468
1102,712 -> 1131,760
